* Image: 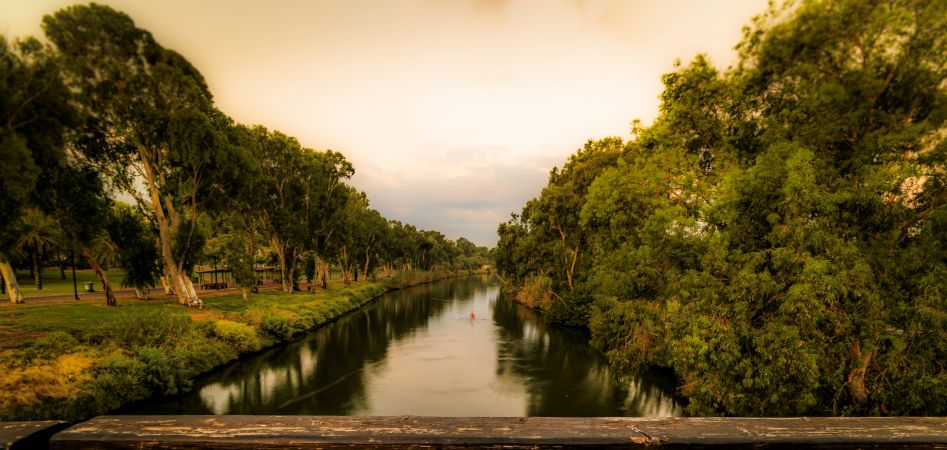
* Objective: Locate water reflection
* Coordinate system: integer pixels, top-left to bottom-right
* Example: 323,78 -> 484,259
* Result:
492,294 -> 682,417
122,276 -> 681,416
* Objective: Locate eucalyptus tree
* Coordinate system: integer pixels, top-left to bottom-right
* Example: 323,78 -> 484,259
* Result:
0,33 -> 124,306
254,127 -> 306,292
213,123 -> 266,293
495,138 -> 625,324
386,221 -> 417,271
327,188 -> 362,284
331,189 -> 387,282
43,4 -> 232,307
0,36 -> 75,303
44,164 -> 120,305
253,126 -> 353,292
301,148 -> 353,289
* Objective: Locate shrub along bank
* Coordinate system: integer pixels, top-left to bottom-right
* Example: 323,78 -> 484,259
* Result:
0,269 -> 475,422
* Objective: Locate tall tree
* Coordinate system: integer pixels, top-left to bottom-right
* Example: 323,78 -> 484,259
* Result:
44,4 -> 230,307
0,36 -> 74,303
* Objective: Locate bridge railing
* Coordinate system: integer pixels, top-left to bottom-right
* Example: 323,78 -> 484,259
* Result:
4,416 -> 946,449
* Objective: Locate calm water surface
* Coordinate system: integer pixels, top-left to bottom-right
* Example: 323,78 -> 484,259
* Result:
123,276 -> 682,416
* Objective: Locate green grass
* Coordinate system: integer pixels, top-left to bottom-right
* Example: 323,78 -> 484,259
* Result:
1,268 -> 125,299
0,300 -> 177,337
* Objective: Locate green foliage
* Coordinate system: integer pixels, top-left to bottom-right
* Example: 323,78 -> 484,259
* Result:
213,320 -> 261,352
23,331 -> 80,362
260,313 -> 294,339
0,36 -> 73,258
136,346 -> 192,395
172,219 -> 206,274
107,203 -> 162,292
498,0 -> 947,416
82,307 -> 191,347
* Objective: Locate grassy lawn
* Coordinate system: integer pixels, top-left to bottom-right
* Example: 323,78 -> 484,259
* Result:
0,300 -> 179,341
1,268 -> 126,299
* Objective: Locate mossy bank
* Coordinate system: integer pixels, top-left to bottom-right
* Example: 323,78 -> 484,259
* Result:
0,269 -> 480,422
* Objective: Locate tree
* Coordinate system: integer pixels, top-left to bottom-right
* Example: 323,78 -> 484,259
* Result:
331,189 -> 387,283
106,203 -> 162,299
11,209 -> 59,290
495,138 -> 625,325
46,164 -> 119,306
253,128 -> 308,292
44,4 -> 232,307
0,36 -> 74,303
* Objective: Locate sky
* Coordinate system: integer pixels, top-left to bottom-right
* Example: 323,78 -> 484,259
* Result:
1,0 -> 769,247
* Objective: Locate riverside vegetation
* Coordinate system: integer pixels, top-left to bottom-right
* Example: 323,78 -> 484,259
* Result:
496,0 -> 947,416
0,2 -> 491,422
0,268 -> 474,421
1,3 -> 491,307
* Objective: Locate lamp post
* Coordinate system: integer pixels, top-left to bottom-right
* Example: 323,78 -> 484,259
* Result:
71,249 -> 78,300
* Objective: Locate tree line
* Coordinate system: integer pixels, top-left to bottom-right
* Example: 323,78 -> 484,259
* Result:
0,3 -> 490,307
495,0 -> 946,416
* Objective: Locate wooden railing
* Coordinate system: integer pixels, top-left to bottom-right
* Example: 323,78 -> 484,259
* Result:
4,416 -> 946,449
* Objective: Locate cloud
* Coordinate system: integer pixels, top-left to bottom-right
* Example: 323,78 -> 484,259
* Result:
352,147 -> 559,247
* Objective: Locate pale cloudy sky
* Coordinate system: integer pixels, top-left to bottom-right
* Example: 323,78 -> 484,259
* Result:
1,0 -> 768,246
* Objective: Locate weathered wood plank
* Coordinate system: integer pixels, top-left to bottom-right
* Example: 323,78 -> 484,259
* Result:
0,420 -> 67,450
49,415 -> 947,449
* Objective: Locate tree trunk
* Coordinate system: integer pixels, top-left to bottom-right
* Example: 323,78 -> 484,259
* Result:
307,255 -> 317,292
848,342 -> 873,405
363,252 -> 372,282
318,260 -> 329,289
141,146 -> 201,308
32,249 -> 43,290
1,262 -> 24,304
272,236 -> 294,294
134,287 -> 147,300
247,225 -> 259,294
160,274 -> 173,295
81,245 -> 116,307
290,249 -> 300,291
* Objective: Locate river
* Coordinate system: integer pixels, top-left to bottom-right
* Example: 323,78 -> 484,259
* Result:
122,275 -> 682,416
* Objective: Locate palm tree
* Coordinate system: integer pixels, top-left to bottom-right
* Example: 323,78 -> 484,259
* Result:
12,209 -> 60,290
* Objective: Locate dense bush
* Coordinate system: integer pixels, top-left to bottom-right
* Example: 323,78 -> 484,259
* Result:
82,308 -> 190,347
136,346 -> 192,396
213,320 -> 262,352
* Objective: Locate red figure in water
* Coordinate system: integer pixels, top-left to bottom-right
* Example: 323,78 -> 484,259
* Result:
470,311 -> 475,321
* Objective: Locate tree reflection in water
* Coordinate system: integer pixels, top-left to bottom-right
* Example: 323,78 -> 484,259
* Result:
121,276 -> 680,416
492,295 -> 682,417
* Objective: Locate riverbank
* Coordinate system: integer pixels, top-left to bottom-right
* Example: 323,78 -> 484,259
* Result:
0,268 -> 483,422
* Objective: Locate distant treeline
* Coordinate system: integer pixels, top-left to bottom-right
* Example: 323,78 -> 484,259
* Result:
495,0 -> 946,416
0,3 -> 490,307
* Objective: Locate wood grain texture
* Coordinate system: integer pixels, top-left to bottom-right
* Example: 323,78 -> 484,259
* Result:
0,420 -> 66,450
48,416 -> 947,449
